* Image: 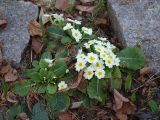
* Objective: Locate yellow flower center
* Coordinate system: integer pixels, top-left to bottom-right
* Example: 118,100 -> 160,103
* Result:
107,60 -> 111,64
78,62 -> 83,67
96,63 -> 100,68
87,71 -> 92,76
89,56 -> 95,61
102,54 -> 106,58
98,72 -> 103,76
98,48 -> 101,51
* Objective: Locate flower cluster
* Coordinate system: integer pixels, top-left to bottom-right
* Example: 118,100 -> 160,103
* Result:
75,38 -> 120,80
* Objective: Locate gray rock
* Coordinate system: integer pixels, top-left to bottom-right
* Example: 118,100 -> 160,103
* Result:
0,0 -> 39,64
107,0 -> 160,72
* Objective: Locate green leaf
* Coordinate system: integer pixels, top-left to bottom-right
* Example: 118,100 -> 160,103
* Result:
32,60 -> 39,67
117,47 -> 145,70
47,84 -> 57,94
110,79 -> 122,90
87,78 -> 107,103
113,67 -> 121,79
131,93 -> 136,102
13,81 -> 31,96
39,59 -> 49,69
125,73 -> 132,91
7,105 -> 22,120
41,51 -> 52,59
148,100 -> 159,113
38,85 -> 46,93
32,101 -> 49,120
30,72 -> 41,82
104,68 -> 112,78
55,48 -> 68,59
48,93 -> 70,114
79,93 -> 90,109
1,80 -> 9,96
61,36 -> 72,45
39,68 -> 48,79
51,60 -> 67,77
47,26 -> 66,38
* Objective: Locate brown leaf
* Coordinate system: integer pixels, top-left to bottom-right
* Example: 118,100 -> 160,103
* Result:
0,63 -> 12,74
0,19 -> 7,28
113,89 -> 136,115
95,18 -> 109,25
4,68 -> 18,82
60,70 -> 84,92
55,0 -> 69,11
16,113 -> 29,120
58,112 -> 75,120
28,20 -> 42,37
76,5 -> 95,13
116,113 -> 127,120
140,67 -> 150,76
114,89 -> 129,110
6,92 -> 18,103
32,37 -> 43,54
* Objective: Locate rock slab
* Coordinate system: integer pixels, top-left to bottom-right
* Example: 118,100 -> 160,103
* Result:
0,0 -> 39,64
107,0 -> 160,72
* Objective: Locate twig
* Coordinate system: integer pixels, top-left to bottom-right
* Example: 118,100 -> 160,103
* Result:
131,72 -> 160,92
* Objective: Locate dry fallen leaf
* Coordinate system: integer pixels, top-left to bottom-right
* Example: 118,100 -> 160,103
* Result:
95,18 -> 109,25
116,113 -> 127,120
140,67 -> 150,76
4,68 -> 18,82
6,92 -> 18,103
16,113 -> 29,120
55,0 -> 69,11
76,5 -> 95,13
28,20 -> 42,37
32,37 -> 43,54
113,89 -> 136,115
0,19 -> 7,28
0,63 -> 12,74
58,112 -> 75,120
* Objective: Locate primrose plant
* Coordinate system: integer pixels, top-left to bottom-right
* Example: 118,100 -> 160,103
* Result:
13,13 -> 145,118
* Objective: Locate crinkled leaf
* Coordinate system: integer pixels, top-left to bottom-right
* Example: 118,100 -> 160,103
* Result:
61,36 -> 72,45
32,101 -> 49,120
104,68 -> 112,78
41,51 -> 52,59
87,78 -> 107,103
38,85 -> 46,93
39,59 -> 49,69
51,60 -> 67,77
55,48 -> 68,59
148,100 -> 159,113
47,84 -> 57,94
7,105 -> 22,120
110,79 -> 122,90
125,73 -> 132,91
47,26 -> 66,38
117,47 -> 145,70
113,67 -> 121,79
13,81 -> 31,96
48,93 -> 70,114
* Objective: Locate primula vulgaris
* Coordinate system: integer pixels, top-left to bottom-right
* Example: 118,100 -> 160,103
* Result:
63,23 -> 73,31
58,81 -> 68,91
75,60 -> 86,72
71,29 -> 82,42
84,67 -> 94,80
82,27 -> 93,35
95,69 -> 105,79
75,38 -> 120,80
86,52 -> 99,64
52,13 -> 64,22
67,18 -> 81,25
